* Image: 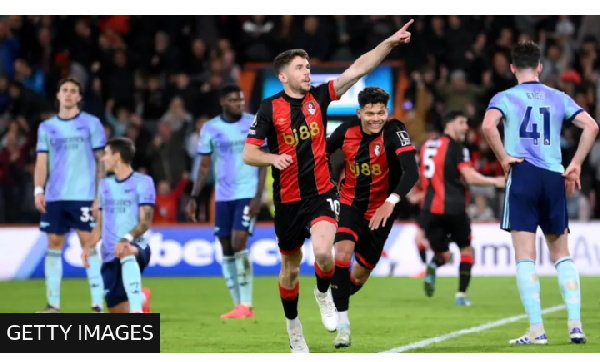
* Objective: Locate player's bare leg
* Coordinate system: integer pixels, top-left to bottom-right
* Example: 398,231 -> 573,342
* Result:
456,246 -> 474,306
546,230 -> 586,343
331,240 -> 354,348
424,251 -> 449,297
76,229 -> 105,313
219,236 -> 241,318
226,230 -> 254,318
279,247 -> 308,353
411,228 -> 429,278
311,220 -> 338,332
509,231 -> 547,345
38,233 -> 66,313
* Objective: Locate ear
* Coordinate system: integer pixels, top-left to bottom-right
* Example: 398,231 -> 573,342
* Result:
537,63 -> 543,75
510,64 -> 516,75
356,108 -> 362,118
278,72 -> 286,84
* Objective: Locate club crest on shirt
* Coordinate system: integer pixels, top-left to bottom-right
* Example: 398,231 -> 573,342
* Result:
373,143 -> 381,156
304,101 -> 316,115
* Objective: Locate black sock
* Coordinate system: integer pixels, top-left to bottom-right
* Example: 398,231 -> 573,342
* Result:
459,255 -> 474,293
279,281 -> 299,319
331,260 -> 351,312
431,254 -> 447,268
314,262 -> 334,293
419,248 -> 427,264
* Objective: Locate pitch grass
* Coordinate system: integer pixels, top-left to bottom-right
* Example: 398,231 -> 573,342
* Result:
1,276 -> 598,352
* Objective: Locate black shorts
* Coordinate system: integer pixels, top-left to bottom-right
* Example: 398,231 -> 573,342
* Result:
334,203 -> 396,270
420,211 -> 471,253
101,244 -> 151,308
274,188 -> 339,255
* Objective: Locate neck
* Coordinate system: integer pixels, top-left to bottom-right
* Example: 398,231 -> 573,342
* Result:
444,129 -> 457,141
284,85 -> 306,99
115,163 -> 133,181
59,107 -> 80,119
222,112 -> 242,122
515,70 -> 539,84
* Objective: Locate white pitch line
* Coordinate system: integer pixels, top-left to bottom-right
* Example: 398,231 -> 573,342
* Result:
380,305 -> 565,353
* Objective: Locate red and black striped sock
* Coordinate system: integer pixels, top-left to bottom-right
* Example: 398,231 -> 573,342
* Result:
331,259 -> 351,312
279,281 -> 299,320
315,262 -> 335,293
459,254 -> 474,293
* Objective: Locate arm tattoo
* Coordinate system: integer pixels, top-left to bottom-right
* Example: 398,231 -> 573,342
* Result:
127,206 -> 154,240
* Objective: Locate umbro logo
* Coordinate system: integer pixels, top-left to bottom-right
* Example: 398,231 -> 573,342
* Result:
40,221 -> 51,228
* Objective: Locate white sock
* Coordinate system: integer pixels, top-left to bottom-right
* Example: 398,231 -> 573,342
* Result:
287,317 -> 301,331
314,285 -> 327,296
568,319 -> 582,331
530,323 -> 545,337
338,311 -> 350,325
456,292 -> 466,298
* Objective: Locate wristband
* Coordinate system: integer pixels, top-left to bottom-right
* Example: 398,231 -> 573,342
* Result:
34,187 -> 44,196
385,194 -> 400,204
123,233 -> 134,242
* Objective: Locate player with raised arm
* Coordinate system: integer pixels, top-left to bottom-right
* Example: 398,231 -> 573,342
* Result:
82,138 -> 154,313
420,111 -> 505,306
243,19 -> 414,353
34,78 -> 106,313
482,40 -> 598,345
186,84 -> 266,319
326,87 -> 419,348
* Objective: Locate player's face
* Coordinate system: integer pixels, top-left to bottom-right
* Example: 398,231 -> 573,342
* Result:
358,103 -> 388,134
56,82 -> 81,110
452,116 -> 469,142
102,146 -> 119,173
220,91 -> 244,116
280,57 -> 311,94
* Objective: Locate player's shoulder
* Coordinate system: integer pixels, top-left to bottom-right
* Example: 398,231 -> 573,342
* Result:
332,118 -> 360,135
385,118 -> 408,131
39,115 -> 58,128
80,111 -> 101,121
133,172 -> 155,186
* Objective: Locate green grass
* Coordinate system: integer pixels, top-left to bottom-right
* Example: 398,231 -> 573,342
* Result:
1,276 -> 599,352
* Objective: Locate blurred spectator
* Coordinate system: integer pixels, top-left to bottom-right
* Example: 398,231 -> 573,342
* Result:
146,121 -> 190,187
294,16 -> 329,62
0,123 -> 31,223
105,99 -> 130,137
14,59 -> 45,95
469,193 -> 495,222
0,19 -> 21,79
160,96 -> 192,133
241,15 -> 275,62
154,173 -> 189,223
105,50 -> 134,110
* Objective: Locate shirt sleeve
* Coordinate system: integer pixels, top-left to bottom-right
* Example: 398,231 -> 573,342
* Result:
311,80 -> 341,105
137,176 -> 156,207
196,124 -> 213,155
562,92 -> 585,122
454,142 -> 473,171
36,124 -> 49,153
486,92 -> 508,119
246,102 -> 273,146
389,120 -> 416,155
326,122 -> 347,154
90,117 -> 106,150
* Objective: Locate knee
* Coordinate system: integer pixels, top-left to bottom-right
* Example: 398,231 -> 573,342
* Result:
460,246 -> 473,257
47,234 -> 64,249
313,245 -> 333,265
334,243 -> 353,262
281,261 -> 300,281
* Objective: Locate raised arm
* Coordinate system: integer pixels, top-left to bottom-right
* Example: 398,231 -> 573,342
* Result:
333,19 -> 413,98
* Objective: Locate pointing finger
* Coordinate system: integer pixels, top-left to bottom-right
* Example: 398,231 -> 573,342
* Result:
400,18 -> 414,31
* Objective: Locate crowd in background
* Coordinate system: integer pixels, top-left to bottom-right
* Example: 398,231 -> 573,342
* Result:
1,15 -> 600,224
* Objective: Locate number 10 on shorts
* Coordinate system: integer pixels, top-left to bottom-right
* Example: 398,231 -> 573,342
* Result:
326,198 -> 340,217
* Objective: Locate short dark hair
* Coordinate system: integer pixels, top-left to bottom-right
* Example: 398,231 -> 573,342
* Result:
57,77 -> 82,94
273,49 -> 309,75
106,137 -> 135,164
443,110 -> 466,125
511,41 -> 541,70
220,84 -> 241,99
358,87 -> 390,108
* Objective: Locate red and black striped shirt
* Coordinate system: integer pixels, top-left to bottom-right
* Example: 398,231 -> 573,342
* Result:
419,135 -> 473,215
246,80 -> 339,203
327,119 -> 416,219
